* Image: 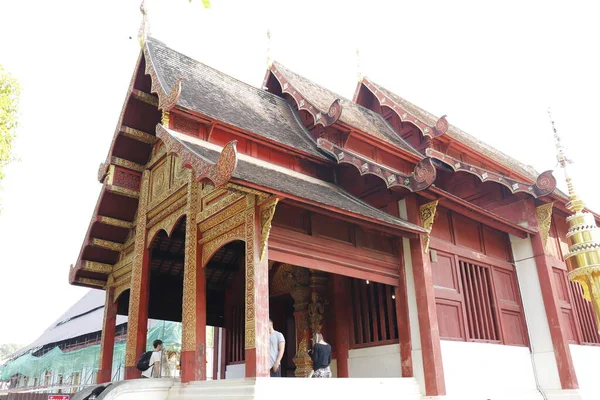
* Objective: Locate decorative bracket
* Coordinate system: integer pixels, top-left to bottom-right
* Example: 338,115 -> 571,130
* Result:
425,148 -> 557,198
362,78 -> 449,139
536,202 -> 554,248
420,200 -> 439,253
270,65 -> 342,128
156,124 -> 238,187
317,138 -> 436,192
259,197 -> 279,261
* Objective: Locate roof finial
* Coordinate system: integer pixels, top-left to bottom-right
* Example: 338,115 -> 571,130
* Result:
138,0 -> 150,48
356,48 -> 363,82
549,108 -> 585,213
266,29 -> 272,68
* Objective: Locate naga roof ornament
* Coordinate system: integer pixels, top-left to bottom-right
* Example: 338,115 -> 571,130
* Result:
361,78 -> 449,139
318,138 -> 436,192
425,148 -> 557,198
550,109 -> 600,332
270,64 -> 342,128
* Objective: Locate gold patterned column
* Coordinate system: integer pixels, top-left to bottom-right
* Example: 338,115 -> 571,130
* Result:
309,270 -> 328,335
124,170 -> 151,379
420,200 -> 439,253
291,285 -> 313,377
181,177 -> 204,382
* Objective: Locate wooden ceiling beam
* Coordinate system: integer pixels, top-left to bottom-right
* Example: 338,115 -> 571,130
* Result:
77,260 -> 113,274
90,238 -> 124,252
119,125 -> 157,145
96,215 -> 134,229
110,156 -> 144,172
105,184 -> 140,199
131,89 -> 159,107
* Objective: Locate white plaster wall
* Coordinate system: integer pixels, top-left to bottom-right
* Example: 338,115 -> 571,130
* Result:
441,340 -> 543,400
348,344 -> 401,378
225,363 -> 245,379
570,344 -> 600,398
398,199 -> 426,395
510,234 -> 563,391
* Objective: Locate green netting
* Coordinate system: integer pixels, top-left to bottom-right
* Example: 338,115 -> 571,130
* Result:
0,321 -> 183,381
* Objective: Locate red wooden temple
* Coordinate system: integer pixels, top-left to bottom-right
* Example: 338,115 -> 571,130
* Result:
67,32 -> 600,399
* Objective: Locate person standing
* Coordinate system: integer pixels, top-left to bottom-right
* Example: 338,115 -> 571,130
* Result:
308,332 -> 332,378
268,318 -> 285,377
142,339 -> 167,378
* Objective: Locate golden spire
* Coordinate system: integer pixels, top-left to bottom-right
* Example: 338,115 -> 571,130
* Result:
138,0 -> 150,48
266,29 -> 272,68
550,109 -> 584,213
551,109 -> 600,332
356,48 -> 363,82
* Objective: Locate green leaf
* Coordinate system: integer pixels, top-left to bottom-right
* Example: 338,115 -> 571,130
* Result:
202,0 -> 211,8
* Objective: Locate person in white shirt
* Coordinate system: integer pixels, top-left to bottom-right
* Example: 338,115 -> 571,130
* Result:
142,340 -> 164,378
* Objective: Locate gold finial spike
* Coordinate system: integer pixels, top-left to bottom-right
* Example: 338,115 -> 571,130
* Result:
138,0 -> 150,48
549,108 -> 585,213
266,29 -> 272,68
356,48 -> 363,82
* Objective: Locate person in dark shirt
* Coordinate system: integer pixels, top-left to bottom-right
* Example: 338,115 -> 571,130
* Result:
308,332 -> 332,378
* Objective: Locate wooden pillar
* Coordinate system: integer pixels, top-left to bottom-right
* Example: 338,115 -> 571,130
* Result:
291,285 -> 312,377
124,170 -> 151,380
405,195 -> 446,396
181,180 -> 206,383
531,233 -> 578,389
395,261 -> 413,377
244,203 -> 271,377
220,328 -> 227,379
212,327 -> 219,380
97,287 -> 117,384
332,275 -> 349,378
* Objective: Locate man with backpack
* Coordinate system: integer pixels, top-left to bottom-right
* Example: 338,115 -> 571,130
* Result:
139,339 -> 166,378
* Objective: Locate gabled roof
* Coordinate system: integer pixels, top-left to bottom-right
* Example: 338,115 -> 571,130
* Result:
145,38 -> 326,160
159,126 -> 426,234
11,290 -> 128,359
269,61 -> 422,158
361,79 -> 540,181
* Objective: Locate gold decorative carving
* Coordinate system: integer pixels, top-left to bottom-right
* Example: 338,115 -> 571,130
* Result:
150,160 -> 169,202
120,125 -> 157,145
536,202 -> 554,248
201,224 -> 245,268
198,197 -> 246,232
271,264 -> 310,296
131,89 -> 158,107
199,191 -> 244,221
226,183 -> 270,201
146,205 -> 186,248
111,157 -> 144,172
138,0 -> 149,48
245,208 -> 256,350
91,238 -> 123,252
80,261 -> 112,275
308,292 -> 325,334
259,198 -> 279,262
420,200 -> 439,253
159,78 -> 183,121
125,170 -> 150,367
75,278 -> 105,288
293,338 -> 313,378
106,185 -> 140,199
198,212 -> 246,245
98,162 -> 109,183
172,156 -> 188,187
181,179 -> 200,352
147,185 -> 187,221
97,216 -> 133,229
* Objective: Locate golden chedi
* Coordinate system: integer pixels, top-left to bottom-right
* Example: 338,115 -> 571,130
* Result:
551,112 -> 600,332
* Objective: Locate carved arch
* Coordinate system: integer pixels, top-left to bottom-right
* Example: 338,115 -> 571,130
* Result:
201,226 -> 246,268
146,209 -> 187,248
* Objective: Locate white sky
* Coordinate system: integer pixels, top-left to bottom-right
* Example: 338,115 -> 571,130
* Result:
0,0 -> 598,345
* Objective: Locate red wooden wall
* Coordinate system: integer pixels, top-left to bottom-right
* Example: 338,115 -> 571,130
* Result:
430,206 -> 528,346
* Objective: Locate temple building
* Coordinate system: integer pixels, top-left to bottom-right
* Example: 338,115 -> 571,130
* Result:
65,27 -> 600,400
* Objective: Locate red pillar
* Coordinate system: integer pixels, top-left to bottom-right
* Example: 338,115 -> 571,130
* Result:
97,288 -> 117,383
395,255 -> 413,378
124,247 -> 151,380
213,327 -> 219,380
531,233 -> 578,389
244,207 -> 270,377
332,275 -> 350,377
405,196 -> 446,396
